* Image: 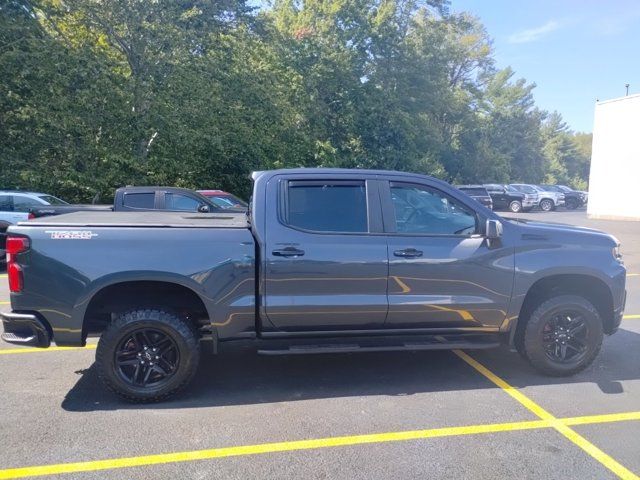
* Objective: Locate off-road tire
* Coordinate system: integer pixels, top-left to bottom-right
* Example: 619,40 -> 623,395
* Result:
521,295 -> 603,376
96,309 -> 200,402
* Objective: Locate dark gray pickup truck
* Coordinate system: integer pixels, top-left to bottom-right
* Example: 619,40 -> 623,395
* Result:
1,169 -> 627,402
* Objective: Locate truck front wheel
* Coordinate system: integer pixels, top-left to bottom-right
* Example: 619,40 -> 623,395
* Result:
96,309 -> 200,402
521,295 -> 603,376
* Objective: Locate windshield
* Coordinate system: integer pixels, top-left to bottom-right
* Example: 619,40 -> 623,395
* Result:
38,195 -> 68,205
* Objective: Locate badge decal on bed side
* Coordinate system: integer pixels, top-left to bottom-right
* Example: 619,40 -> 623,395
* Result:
45,230 -> 98,240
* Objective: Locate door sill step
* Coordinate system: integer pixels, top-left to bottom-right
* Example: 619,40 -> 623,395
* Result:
257,334 -> 500,355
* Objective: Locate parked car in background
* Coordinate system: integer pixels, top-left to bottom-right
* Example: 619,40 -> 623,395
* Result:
30,187 -> 235,218
197,190 -> 248,211
455,185 -> 493,209
483,184 -> 535,213
0,191 -> 68,262
541,185 -> 586,210
510,184 -> 564,212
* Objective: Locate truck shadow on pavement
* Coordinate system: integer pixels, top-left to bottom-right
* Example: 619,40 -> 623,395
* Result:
61,327 -> 640,412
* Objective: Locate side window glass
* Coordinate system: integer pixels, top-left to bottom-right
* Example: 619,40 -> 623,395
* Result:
390,183 -> 477,235
13,197 -> 41,212
0,195 -> 14,212
165,193 -> 200,212
285,181 -> 368,233
123,193 -> 155,209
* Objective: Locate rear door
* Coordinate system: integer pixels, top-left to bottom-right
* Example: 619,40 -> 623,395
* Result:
262,174 -> 388,331
485,186 -> 507,209
381,179 -> 514,330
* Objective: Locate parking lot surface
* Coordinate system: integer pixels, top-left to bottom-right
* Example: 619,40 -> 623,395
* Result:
0,209 -> 638,479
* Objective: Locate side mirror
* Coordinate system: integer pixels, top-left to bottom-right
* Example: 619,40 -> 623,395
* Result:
197,204 -> 210,213
485,219 -> 503,239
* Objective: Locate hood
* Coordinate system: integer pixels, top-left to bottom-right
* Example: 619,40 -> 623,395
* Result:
505,217 -> 619,246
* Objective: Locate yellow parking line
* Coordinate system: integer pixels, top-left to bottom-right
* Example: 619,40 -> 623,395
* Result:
0,301 -> 8,305
454,350 -> 639,480
0,345 -> 96,355
627,273 -> 640,277
624,315 -> 640,320
0,411 -> 639,479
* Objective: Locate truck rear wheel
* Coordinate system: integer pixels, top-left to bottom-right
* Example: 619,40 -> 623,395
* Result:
96,309 -> 200,402
521,295 -> 603,376
508,200 -> 522,213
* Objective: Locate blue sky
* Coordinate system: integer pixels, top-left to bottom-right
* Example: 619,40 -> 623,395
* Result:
452,0 -> 640,132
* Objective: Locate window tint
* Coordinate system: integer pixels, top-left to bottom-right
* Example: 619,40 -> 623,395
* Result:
391,183 -> 477,235
165,193 -> 201,211
13,196 -> 42,212
0,195 -> 13,212
123,193 -> 155,209
286,181 -> 368,233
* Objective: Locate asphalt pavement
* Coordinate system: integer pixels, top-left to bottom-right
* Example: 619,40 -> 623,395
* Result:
0,209 -> 638,479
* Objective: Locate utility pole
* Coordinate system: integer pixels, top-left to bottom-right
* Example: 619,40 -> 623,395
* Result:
625,83 -> 630,96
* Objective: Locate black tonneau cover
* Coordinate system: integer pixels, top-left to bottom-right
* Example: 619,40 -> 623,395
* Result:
20,211 -> 249,228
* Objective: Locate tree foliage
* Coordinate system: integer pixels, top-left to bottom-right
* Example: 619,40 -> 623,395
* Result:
0,0 -> 591,202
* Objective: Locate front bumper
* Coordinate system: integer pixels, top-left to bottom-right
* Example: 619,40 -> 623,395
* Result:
1,311 -> 51,347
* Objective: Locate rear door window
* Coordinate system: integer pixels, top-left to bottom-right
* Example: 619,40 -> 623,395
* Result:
123,193 -> 155,209
284,181 -> 368,233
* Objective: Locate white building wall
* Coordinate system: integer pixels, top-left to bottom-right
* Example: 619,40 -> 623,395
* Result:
588,94 -> 640,220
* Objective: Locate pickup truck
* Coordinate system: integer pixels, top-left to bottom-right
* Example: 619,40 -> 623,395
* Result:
1,169 -> 626,402
30,186 -> 241,218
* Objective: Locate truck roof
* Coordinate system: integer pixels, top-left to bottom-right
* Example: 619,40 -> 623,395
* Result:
20,211 -> 249,228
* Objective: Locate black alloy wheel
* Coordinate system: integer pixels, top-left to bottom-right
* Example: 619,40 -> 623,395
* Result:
541,311 -> 588,364
115,328 -> 179,388
521,295 -> 603,376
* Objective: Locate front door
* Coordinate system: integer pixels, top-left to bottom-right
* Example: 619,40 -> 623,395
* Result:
263,176 -> 388,331
382,181 -> 514,330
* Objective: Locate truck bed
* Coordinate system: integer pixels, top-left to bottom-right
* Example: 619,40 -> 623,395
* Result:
21,211 -> 249,228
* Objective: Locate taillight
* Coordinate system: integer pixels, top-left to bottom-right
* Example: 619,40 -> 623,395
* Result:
6,236 -> 30,293
28,212 -> 35,220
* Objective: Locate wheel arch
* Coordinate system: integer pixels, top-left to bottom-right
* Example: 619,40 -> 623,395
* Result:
80,276 -> 212,342
510,273 -> 615,347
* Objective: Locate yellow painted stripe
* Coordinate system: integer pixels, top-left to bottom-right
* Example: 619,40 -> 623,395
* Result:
0,274 -> 6,278
562,411 -> 640,426
627,273 -> 640,277
0,301 -> 9,305
454,350 -> 639,480
0,344 -> 96,355
0,420 -> 549,479
623,315 -> 640,320
0,411 -> 638,479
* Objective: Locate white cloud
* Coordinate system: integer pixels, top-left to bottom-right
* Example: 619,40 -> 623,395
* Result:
508,20 -> 560,44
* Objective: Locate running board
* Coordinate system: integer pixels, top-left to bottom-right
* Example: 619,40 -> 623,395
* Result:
257,334 -> 500,356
